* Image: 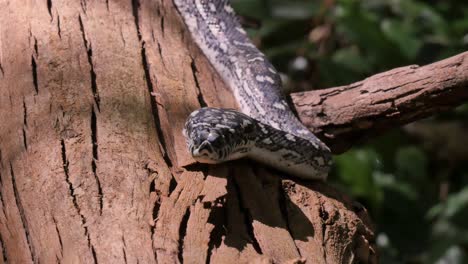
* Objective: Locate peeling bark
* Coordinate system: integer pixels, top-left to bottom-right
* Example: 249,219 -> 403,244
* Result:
0,0 -> 377,263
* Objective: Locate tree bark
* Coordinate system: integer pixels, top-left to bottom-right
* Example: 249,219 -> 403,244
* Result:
0,0 -> 420,263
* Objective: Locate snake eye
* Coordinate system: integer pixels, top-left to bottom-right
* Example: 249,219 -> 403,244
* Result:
243,124 -> 254,134
207,132 -> 225,148
207,133 -> 219,143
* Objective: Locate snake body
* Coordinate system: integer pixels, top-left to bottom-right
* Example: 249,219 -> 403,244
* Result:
175,0 -> 332,180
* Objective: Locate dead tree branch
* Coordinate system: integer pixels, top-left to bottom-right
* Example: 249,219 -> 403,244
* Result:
291,52 -> 468,153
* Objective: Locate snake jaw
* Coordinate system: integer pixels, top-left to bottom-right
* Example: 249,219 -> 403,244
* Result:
191,140 -> 219,164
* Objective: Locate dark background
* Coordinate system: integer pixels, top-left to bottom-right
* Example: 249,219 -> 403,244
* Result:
232,0 -> 468,263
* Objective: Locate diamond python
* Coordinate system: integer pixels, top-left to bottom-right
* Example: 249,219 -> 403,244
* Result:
175,0 -> 332,180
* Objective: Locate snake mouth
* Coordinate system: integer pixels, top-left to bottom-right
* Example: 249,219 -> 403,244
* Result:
191,141 -> 220,163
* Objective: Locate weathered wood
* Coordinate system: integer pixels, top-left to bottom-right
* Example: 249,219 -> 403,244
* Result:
292,52 -> 468,153
0,0 -> 376,263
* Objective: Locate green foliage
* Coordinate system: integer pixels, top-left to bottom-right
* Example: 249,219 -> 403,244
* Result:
232,0 -> 468,262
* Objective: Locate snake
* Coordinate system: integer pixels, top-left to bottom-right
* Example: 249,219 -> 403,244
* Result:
175,0 -> 332,180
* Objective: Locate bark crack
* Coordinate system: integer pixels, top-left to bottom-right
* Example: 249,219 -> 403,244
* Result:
119,26 -> 126,48
373,86 -> 424,105
0,232 -> 7,263
156,42 -> 166,68
52,216 -> 63,258
57,15 -> 62,39
22,128 -> 28,150
22,97 -> 28,151
91,107 -> 103,214
141,43 -> 173,167
147,170 -> 161,228
31,56 -> 38,95
134,0 -> 173,167
122,235 -> 128,264
374,76 -> 432,94
190,58 -> 208,107
23,97 -> 28,127
47,0 -> 52,19
160,16 -> 165,37
33,37 -> 38,57
131,0 -> 141,41
178,207 -> 190,263
0,40 -> 4,78
0,170 -> 6,218
80,0 -> 87,14
10,163 -> 36,262
60,140 -> 95,260
79,15 -> 100,111
91,246 -> 98,263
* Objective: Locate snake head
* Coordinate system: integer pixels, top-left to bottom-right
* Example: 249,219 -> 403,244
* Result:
183,107 -> 257,163
188,130 -> 223,163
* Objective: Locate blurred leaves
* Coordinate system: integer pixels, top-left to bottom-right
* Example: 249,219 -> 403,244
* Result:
232,0 -> 468,263
428,187 -> 468,262
234,0 -> 467,89
333,149 -> 382,209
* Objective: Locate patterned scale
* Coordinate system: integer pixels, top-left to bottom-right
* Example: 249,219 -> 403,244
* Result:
175,0 -> 332,179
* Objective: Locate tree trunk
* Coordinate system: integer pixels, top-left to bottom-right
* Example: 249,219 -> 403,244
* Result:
0,0 -> 376,263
